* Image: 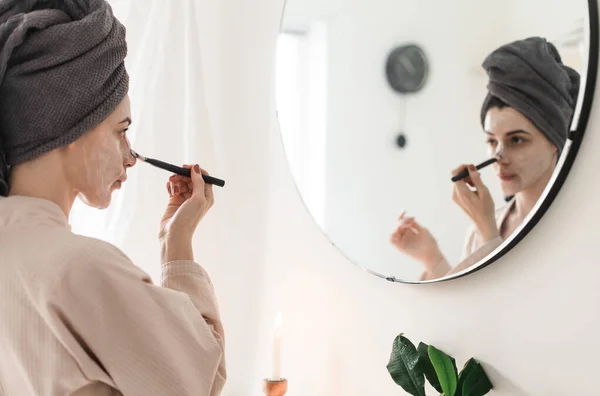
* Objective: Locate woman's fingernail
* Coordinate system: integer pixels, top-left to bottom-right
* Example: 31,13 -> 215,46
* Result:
193,164 -> 200,174
174,185 -> 180,195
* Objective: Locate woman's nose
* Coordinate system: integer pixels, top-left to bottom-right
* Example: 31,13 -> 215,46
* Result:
123,138 -> 137,167
496,150 -> 511,165
492,144 -> 504,159
124,150 -> 137,168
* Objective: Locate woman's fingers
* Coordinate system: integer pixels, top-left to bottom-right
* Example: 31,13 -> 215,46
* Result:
398,209 -> 407,221
467,166 -> 490,197
169,174 -> 184,183
396,213 -> 422,235
451,163 -> 471,177
406,217 -> 423,231
394,223 -> 419,238
167,164 -> 214,204
199,167 -> 215,206
453,180 -> 474,204
167,180 -> 192,197
168,165 -> 193,184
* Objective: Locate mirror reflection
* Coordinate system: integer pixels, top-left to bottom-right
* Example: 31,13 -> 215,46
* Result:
276,0 -> 590,282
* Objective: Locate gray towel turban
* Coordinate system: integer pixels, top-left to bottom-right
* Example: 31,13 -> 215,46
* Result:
480,36 -> 580,151
0,0 -> 128,197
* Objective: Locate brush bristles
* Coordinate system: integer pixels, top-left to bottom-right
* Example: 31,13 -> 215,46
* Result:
130,150 -> 146,161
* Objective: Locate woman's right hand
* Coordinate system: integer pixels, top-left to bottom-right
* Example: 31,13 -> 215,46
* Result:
158,164 -> 215,262
390,212 -> 444,272
451,164 -> 498,242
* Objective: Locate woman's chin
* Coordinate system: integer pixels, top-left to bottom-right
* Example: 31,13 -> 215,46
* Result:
78,191 -> 112,210
95,199 -> 112,210
500,180 -> 521,197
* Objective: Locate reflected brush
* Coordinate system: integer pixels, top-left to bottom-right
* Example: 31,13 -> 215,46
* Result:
131,150 -> 226,187
451,152 -> 503,183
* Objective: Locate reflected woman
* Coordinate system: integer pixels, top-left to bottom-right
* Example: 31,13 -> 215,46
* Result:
390,36 -> 580,281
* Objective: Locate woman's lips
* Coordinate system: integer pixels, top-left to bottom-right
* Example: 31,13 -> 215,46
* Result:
115,176 -> 127,189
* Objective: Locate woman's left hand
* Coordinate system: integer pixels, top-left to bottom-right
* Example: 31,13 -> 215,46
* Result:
159,164 -> 214,243
452,164 -> 499,242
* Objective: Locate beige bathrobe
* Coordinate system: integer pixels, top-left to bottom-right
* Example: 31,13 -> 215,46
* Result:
0,196 -> 226,396
421,199 -> 516,281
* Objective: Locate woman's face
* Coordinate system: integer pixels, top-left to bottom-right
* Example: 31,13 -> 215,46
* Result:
484,106 -> 558,197
62,96 -> 136,209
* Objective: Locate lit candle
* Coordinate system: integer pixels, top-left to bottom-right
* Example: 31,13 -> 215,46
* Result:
272,312 -> 282,381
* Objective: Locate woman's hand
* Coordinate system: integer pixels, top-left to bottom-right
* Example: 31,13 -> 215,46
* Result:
390,212 -> 444,272
451,164 -> 498,242
158,164 -> 215,262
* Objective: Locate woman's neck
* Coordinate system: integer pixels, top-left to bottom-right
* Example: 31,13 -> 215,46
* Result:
8,154 -> 77,219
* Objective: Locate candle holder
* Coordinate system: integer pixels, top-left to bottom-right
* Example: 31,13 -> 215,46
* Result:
263,378 -> 288,396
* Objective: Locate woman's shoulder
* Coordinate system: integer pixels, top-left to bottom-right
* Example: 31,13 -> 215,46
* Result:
56,233 -> 148,283
64,233 -> 128,259
48,231 -> 127,265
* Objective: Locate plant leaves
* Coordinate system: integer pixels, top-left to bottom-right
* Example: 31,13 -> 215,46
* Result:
428,345 -> 458,396
386,334 -> 426,396
418,342 -> 445,394
461,360 -> 493,396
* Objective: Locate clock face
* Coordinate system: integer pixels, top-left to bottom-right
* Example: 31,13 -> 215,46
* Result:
386,44 -> 429,94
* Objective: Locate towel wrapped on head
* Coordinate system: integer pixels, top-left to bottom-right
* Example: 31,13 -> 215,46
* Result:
480,36 -> 581,152
0,0 -> 129,197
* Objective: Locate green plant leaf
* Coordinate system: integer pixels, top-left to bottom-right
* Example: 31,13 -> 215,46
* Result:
418,342 -> 445,394
456,358 -> 476,395
460,360 -> 493,396
428,345 -> 458,396
386,334 -> 426,396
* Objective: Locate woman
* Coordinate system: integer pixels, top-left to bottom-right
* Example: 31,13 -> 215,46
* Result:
390,36 -> 580,281
0,1 -> 225,395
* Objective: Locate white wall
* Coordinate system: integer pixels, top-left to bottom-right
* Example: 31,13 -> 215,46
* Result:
212,0 -> 600,394
97,0 -> 600,394
278,0 -> 589,280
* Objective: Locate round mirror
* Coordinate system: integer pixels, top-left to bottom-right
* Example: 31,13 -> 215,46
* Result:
275,0 -> 599,283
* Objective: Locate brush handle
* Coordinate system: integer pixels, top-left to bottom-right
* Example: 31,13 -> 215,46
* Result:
451,158 -> 497,182
145,158 -> 226,187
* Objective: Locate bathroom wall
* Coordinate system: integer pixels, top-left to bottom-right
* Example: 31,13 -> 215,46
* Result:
217,0 -> 600,394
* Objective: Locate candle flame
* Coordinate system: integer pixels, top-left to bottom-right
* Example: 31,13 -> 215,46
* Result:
275,312 -> 282,329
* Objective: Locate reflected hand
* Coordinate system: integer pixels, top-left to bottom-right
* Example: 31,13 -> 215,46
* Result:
390,213 -> 444,271
451,164 -> 498,242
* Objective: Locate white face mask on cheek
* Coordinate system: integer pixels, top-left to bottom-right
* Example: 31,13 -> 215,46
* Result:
78,131 -> 125,208
517,142 -> 555,184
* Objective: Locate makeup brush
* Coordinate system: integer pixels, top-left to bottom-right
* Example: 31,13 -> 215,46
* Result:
131,150 -> 225,187
451,152 -> 503,183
